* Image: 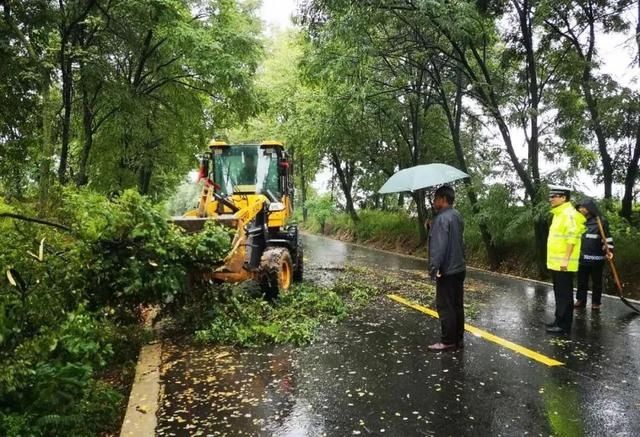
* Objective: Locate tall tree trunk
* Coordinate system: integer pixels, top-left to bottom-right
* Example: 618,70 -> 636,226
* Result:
38,81 -> 54,214
637,0 -> 640,67
57,0 -> 97,183
412,191 -> 428,246
300,154 -> 308,222
77,82 -> 93,186
58,37 -> 73,183
515,0 -> 548,275
515,0 -> 541,187
620,126 -> 640,219
330,152 -> 359,222
534,214 -> 550,275
138,161 -> 153,195
582,78 -> 614,199
435,63 -> 501,268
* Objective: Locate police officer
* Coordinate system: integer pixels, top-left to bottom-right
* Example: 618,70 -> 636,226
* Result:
545,185 -> 586,334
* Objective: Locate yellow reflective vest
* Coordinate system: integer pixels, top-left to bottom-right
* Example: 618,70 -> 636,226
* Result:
547,202 -> 586,272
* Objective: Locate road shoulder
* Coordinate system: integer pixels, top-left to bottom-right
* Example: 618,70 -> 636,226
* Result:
119,341 -> 162,436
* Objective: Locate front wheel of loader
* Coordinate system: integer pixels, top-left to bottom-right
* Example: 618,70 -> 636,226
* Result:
259,247 -> 293,300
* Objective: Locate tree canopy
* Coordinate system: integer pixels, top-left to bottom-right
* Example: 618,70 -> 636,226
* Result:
1,0 -> 639,271
0,0 -> 263,202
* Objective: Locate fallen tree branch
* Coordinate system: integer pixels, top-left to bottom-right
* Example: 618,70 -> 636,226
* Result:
0,213 -> 72,232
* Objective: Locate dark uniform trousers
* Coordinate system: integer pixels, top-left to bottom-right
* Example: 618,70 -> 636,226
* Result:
576,263 -> 604,305
551,270 -> 574,332
435,270 -> 466,345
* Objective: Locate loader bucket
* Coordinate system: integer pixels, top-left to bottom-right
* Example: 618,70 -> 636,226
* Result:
171,217 -> 209,234
171,215 -> 239,234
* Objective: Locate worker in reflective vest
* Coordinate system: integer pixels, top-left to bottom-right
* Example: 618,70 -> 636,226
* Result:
574,198 -> 614,310
545,185 -> 586,335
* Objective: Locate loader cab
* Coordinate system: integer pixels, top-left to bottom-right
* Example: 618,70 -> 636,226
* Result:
207,140 -> 292,201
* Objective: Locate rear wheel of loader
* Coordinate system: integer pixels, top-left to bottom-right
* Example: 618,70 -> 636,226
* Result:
260,247 -> 293,300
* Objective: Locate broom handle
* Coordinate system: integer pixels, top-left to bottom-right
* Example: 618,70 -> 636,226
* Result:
595,216 -> 623,293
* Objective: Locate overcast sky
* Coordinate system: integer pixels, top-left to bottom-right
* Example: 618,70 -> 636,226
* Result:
259,0 -> 297,32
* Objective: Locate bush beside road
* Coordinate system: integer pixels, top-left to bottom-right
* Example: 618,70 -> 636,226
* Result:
303,206 -> 640,299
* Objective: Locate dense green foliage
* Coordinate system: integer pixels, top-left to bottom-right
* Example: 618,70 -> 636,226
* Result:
0,190 -> 231,435
285,0 -> 639,276
0,1 -> 262,428
193,284 -> 347,346
0,1 -> 263,432
0,0 -> 263,201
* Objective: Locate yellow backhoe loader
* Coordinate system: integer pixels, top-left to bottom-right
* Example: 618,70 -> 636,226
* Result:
173,140 -> 303,298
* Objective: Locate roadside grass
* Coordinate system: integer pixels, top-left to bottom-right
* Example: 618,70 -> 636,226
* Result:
307,209 -> 640,298
311,210 -> 425,255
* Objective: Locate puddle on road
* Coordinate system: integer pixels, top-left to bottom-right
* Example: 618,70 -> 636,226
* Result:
157,342 -> 310,436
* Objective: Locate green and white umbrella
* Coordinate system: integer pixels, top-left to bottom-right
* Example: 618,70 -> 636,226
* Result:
378,163 -> 469,194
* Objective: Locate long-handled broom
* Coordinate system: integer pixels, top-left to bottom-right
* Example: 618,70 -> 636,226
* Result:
595,216 -> 640,314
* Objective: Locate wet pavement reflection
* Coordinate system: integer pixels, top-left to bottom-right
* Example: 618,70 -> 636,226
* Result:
156,233 -> 640,436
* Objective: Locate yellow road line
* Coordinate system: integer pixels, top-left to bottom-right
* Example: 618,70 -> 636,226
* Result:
387,294 -> 564,367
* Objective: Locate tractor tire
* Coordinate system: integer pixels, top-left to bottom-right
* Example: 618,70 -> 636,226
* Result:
293,243 -> 303,282
259,247 -> 293,300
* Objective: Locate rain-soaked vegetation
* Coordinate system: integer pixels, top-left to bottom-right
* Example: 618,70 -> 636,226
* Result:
172,263 -> 488,348
191,282 -> 353,347
0,191 -> 231,435
2,0 -> 640,434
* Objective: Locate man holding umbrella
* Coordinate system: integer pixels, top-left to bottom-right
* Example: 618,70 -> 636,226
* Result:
427,185 -> 466,352
377,164 -> 470,350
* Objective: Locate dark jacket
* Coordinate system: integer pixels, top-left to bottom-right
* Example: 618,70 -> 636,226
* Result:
578,198 -> 614,265
428,206 -> 465,277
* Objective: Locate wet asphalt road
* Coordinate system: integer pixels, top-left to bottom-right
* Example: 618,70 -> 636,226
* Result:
156,234 -> 640,436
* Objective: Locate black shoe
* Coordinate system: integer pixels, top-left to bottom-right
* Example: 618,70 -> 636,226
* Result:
544,321 -> 556,327
546,326 -> 566,334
